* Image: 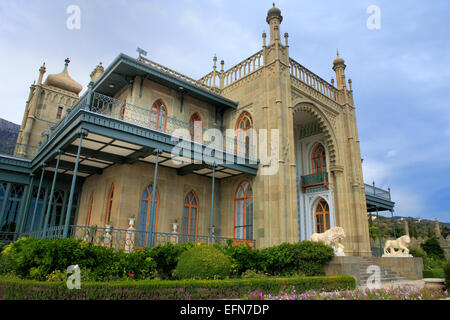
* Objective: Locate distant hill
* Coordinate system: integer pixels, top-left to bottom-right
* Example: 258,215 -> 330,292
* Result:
0,118 -> 20,155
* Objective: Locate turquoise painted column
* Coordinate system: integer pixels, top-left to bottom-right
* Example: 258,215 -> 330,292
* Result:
0,183 -> 12,229
147,149 -> 161,248
15,184 -> 30,235
30,165 -> 46,236
209,163 -> 216,245
16,174 -> 34,234
63,133 -> 86,238
43,151 -> 61,237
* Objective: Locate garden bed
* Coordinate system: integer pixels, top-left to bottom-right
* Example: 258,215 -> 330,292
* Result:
0,275 -> 355,300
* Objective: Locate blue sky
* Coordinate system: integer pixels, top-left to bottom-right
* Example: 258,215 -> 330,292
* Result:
0,1 -> 449,222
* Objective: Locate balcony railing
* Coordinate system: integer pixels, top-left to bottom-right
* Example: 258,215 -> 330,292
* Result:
1,225 -> 256,249
364,183 -> 391,201
301,172 -> 329,192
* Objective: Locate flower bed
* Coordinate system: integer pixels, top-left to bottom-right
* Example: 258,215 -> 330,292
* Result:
245,287 -> 449,300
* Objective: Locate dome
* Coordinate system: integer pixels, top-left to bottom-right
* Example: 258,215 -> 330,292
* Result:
333,51 -> 345,66
266,3 -> 283,23
44,58 -> 83,95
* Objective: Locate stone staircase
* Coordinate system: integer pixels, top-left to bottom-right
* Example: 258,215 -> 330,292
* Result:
358,257 -> 409,287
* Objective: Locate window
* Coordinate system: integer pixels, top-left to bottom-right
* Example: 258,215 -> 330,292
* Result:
189,113 -> 203,141
49,190 -> 65,227
182,190 -> 199,242
1,184 -> 25,232
86,192 -> 94,226
311,143 -> 326,174
314,198 -> 330,233
56,106 -> 63,120
234,181 -> 253,241
138,184 -> 159,247
235,111 -> 253,157
150,99 -> 167,132
105,184 -> 114,225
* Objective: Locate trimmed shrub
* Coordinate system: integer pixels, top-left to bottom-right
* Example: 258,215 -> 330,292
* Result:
0,275 -> 356,300
148,242 -> 194,279
175,245 -> 231,280
409,247 -> 427,259
422,268 -> 445,279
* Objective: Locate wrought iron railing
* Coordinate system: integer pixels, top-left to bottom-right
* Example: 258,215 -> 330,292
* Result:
364,183 -> 391,201
90,92 -> 257,159
301,172 -> 329,191
0,225 -> 256,250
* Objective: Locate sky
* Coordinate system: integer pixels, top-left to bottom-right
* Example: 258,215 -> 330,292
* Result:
0,0 -> 449,222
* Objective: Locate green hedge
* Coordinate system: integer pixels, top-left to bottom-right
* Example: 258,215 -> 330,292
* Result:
0,275 -> 356,300
422,268 -> 445,278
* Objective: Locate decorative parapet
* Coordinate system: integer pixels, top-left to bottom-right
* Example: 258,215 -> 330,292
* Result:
199,50 -> 264,90
137,55 -> 213,92
290,58 -> 339,104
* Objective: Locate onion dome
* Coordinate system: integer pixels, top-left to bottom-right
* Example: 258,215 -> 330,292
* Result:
333,50 -> 345,66
267,3 -> 283,23
44,58 -> 83,95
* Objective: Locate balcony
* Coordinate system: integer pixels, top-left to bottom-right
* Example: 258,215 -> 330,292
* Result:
364,183 -> 395,212
301,172 -> 329,192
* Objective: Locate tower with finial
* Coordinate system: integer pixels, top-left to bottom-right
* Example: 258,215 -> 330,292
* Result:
266,3 -> 283,45
333,49 -> 347,90
15,58 -> 82,158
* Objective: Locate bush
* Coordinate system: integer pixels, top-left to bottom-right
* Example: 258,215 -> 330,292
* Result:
420,237 -> 445,261
148,242 -> 194,279
175,245 -> 231,280
2,237 -> 157,281
444,259 -> 450,289
409,247 -> 427,259
0,275 -> 356,300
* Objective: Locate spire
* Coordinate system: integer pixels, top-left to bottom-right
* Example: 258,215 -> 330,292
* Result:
38,62 -> 46,85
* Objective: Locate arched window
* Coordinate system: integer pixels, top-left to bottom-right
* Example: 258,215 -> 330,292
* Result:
182,190 -> 199,242
150,99 -> 167,132
314,198 -> 330,234
138,184 -> 159,247
235,111 -> 253,157
189,112 -> 203,141
105,184 -> 114,225
311,143 -> 326,174
86,192 -> 94,226
234,181 -> 253,242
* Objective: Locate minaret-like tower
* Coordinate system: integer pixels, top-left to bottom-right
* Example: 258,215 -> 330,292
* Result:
266,3 -> 283,45
15,58 -> 82,158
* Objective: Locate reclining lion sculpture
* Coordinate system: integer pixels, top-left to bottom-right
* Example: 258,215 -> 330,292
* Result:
310,227 -> 346,255
383,235 -> 411,256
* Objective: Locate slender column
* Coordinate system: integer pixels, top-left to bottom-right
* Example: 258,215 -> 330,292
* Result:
43,151 -> 61,237
147,149 -> 161,248
376,207 -> 383,256
16,174 -> 35,233
15,184 -> 30,235
63,132 -> 86,238
30,165 -> 46,236
209,164 -> 216,244
0,183 -> 12,228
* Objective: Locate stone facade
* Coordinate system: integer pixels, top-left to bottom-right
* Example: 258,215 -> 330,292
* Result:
13,5 -> 372,256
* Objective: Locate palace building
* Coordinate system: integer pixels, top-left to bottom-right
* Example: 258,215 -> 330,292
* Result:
0,5 -> 395,257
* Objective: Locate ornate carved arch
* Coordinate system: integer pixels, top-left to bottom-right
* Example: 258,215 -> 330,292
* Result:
292,102 -> 339,166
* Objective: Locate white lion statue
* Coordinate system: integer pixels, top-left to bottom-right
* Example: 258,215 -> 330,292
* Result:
310,227 -> 346,255
383,235 -> 411,256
